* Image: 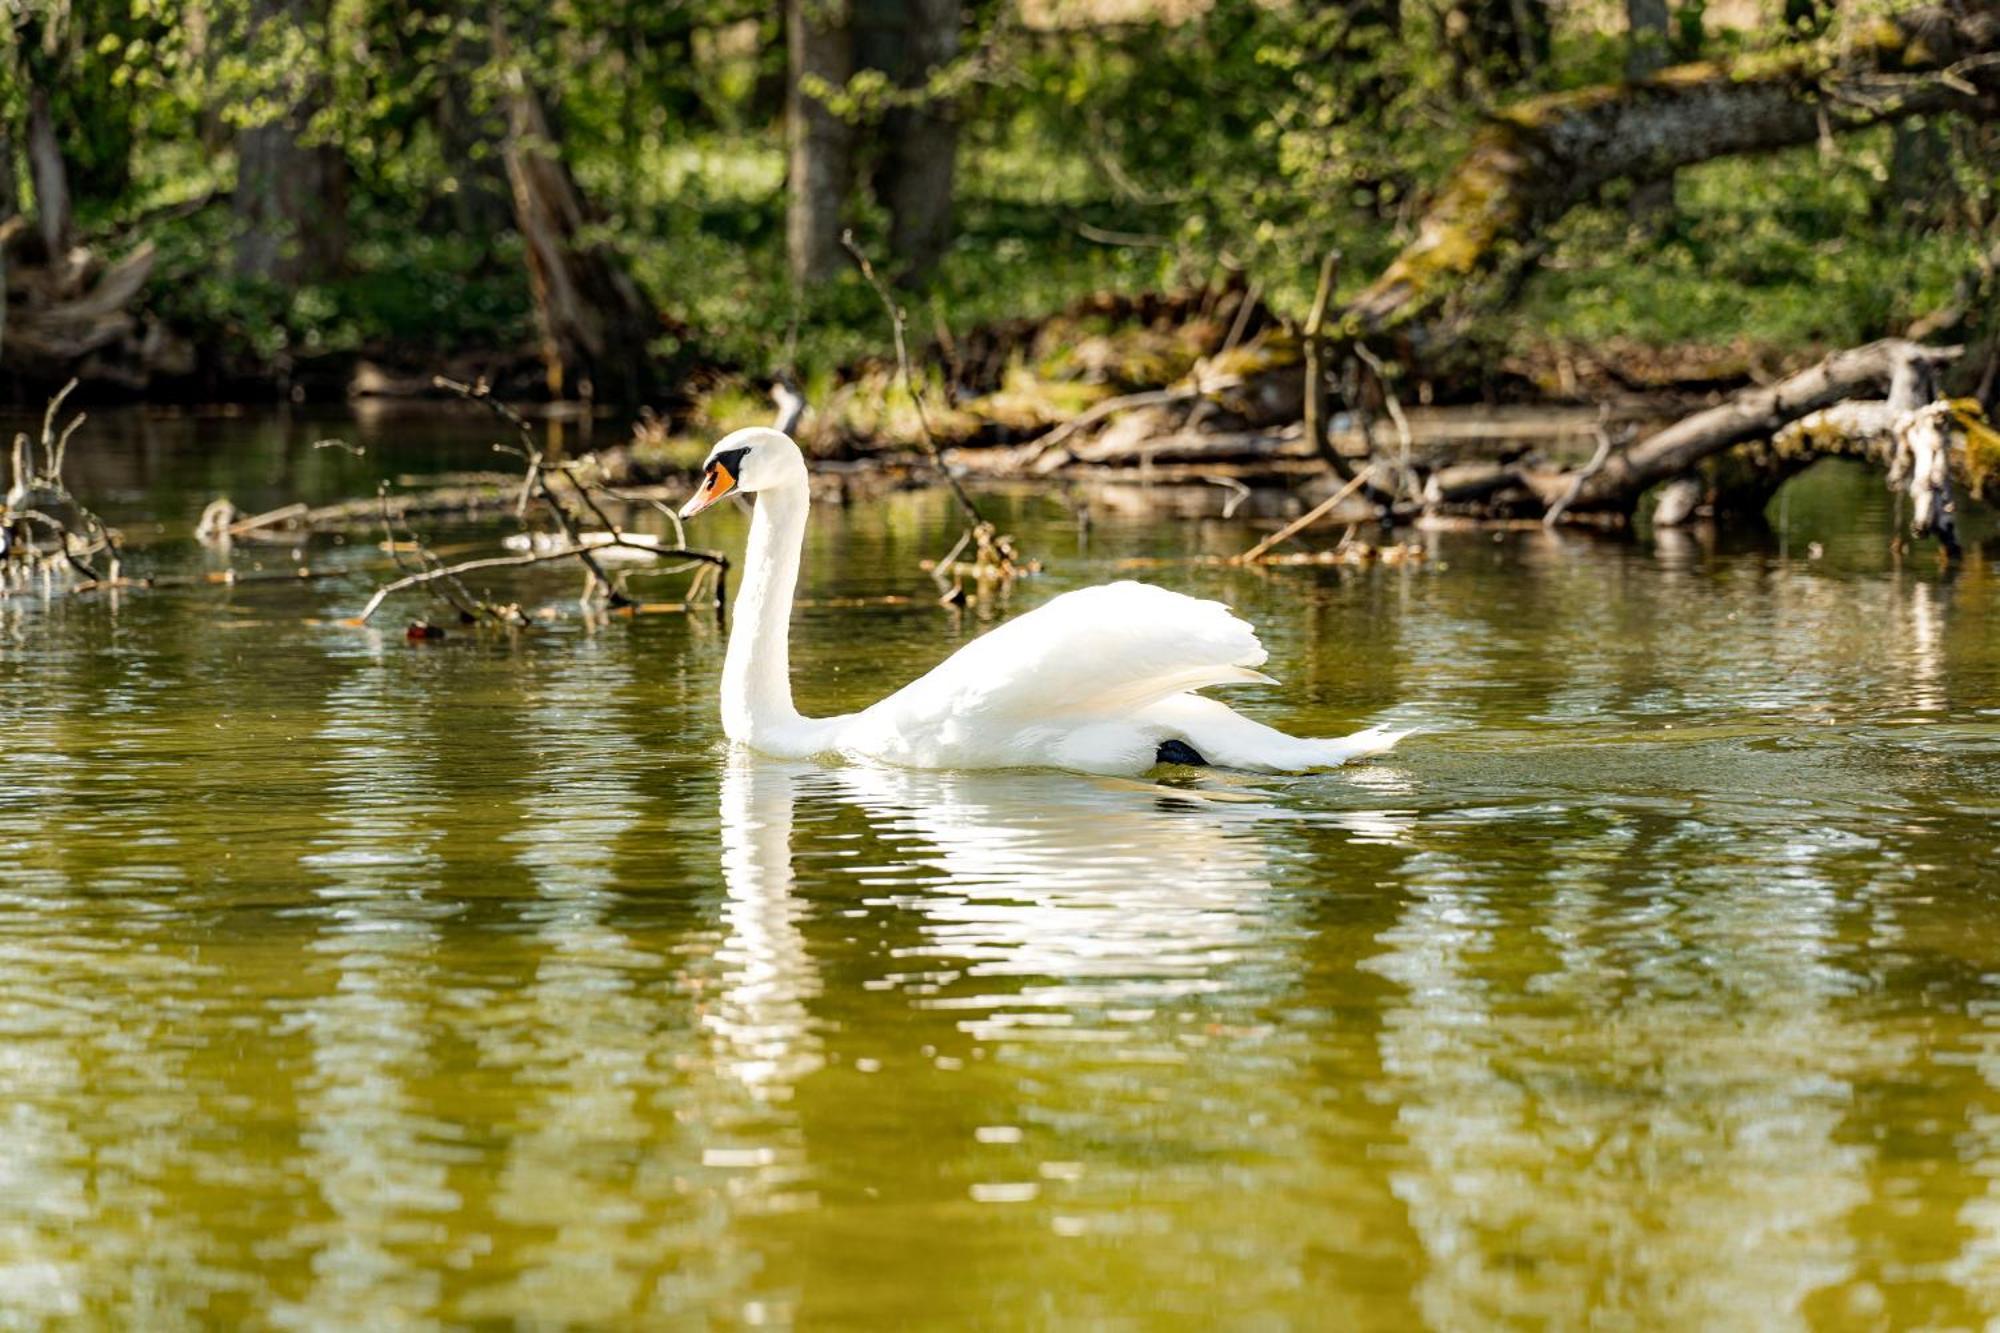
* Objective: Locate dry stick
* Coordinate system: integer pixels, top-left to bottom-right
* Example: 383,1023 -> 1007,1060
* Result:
1301,250 -> 1352,482
227,502 -> 310,537
838,231 -> 988,533
1017,386 -> 1200,467
344,376 -> 726,623
51,411 -> 84,480
1234,470 -> 1373,564
1543,420 -> 1618,529
553,467 -> 726,601
432,374 -> 627,606
376,479 -> 496,624
352,548 -> 612,625
1352,342 -> 1415,501
1183,281 -> 1262,436
39,378 -> 77,475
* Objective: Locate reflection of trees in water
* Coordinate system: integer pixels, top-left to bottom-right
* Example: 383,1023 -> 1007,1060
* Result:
4,528 -> 2000,1327
0,677 -> 98,1320
1359,783 -> 2000,1326
1368,817 -> 1872,1327
286,663 -> 457,1325
0,613 -> 273,1322
1333,566 -> 1995,1327
470,648 -> 791,1325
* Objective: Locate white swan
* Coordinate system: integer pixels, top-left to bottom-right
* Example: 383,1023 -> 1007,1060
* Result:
678,427 -> 1405,775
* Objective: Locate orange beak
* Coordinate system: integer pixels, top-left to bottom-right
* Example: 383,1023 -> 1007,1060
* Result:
679,460 -> 737,520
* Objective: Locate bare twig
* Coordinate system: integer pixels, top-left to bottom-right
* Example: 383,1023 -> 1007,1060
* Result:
337,376 -> 728,624
842,230 -> 1033,586
39,378 -> 77,475
352,548 -> 601,625
1203,474 -> 1252,519
1016,386 -> 1201,468
52,411 -> 84,480
432,373 -> 627,606
1301,250 -> 1351,481
1352,342 -> 1415,500
839,230 -> 986,532
1235,470 -> 1373,564
1543,419 -> 1619,529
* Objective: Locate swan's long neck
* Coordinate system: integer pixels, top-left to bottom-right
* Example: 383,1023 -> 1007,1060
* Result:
721,481 -> 809,742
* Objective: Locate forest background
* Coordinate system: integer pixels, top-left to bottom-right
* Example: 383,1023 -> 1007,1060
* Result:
1,0 -> 1994,434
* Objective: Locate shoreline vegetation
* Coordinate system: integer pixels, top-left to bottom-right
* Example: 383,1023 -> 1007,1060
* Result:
4,0 -> 2000,616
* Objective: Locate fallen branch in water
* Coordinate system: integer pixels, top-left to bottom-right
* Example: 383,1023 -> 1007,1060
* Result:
351,546 -> 637,624
2,378 -> 124,594
1235,469 -> 1374,563
1520,340 -> 1966,513
841,230 -> 1036,602
336,376 -> 730,626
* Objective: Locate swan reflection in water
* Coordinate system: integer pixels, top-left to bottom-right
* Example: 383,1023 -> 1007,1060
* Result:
705,754 -> 1420,1321
709,756 -> 1362,1069
711,753 -> 1430,1065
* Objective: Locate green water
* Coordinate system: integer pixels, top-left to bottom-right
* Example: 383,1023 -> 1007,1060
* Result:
4,409 -> 2000,1329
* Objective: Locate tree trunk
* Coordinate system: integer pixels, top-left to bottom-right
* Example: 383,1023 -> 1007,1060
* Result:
1522,339 -> 1962,510
787,0 -> 855,286
232,0 -> 347,285
26,85 -> 71,261
1625,0 -> 1674,220
0,127 -> 19,221
1342,4 -> 2000,338
882,0 -> 960,283
234,126 -> 348,285
495,57 -> 658,402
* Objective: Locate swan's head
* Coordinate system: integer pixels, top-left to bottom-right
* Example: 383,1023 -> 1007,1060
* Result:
679,427 -> 807,520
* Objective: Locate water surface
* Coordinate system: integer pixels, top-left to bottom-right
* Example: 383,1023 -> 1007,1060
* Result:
3,409 -> 1999,1328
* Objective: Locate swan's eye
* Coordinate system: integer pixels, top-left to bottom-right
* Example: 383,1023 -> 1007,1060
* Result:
694,460 -> 737,505
678,448 -> 747,520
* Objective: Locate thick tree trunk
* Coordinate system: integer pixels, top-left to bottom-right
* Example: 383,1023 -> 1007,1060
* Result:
1624,0 -> 1674,220
787,0 -> 855,286
26,86 -> 71,260
0,128 -> 20,222
495,63 -> 658,402
234,126 -> 347,284
882,0 -> 960,283
232,0 -> 347,285
1342,4 -> 2000,337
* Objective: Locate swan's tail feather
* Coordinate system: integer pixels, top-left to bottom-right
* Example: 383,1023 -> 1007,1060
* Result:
1143,695 -> 1413,773
1313,723 -> 1412,765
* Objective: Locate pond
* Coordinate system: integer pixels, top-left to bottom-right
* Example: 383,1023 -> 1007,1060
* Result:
3,407 -> 1999,1327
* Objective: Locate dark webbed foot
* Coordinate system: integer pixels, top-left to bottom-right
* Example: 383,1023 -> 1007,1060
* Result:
1155,738 -> 1208,767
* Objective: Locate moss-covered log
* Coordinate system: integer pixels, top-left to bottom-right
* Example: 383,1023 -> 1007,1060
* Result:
1343,5 -> 2000,337
1525,338 -> 1960,510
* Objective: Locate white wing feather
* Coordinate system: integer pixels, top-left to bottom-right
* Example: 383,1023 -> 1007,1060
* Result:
866,582 -> 1272,730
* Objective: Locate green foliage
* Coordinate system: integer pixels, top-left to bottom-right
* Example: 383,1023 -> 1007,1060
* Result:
1518,129 -> 1997,349
5,0 -> 1995,397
